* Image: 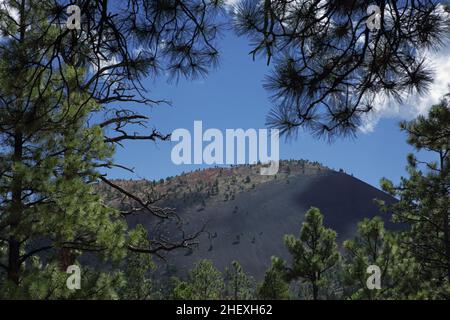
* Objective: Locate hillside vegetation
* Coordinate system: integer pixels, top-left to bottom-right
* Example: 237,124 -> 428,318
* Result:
97,160 -> 331,210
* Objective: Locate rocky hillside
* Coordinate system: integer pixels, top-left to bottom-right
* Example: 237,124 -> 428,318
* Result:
97,160 -> 396,280
98,159 -> 330,210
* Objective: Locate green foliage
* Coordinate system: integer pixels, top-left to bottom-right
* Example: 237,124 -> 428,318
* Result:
0,260 -> 125,300
224,261 -> 254,300
283,207 -> 339,300
342,217 -> 421,300
171,277 -> 195,300
0,1 -> 146,297
257,257 -> 290,300
0,59 -> 128,296
119,225 -> 154,300
379,99 -> 450,298
172,260 -> 224,300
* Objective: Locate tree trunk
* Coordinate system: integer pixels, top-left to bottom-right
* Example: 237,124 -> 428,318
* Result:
58,248 -> 75,272
312,280 -> 318,300
8,132 -> 23,284
440,153 -> 450,284
444,210 -> 450,284
7,0 -> 27,285
7,239 -> 20,285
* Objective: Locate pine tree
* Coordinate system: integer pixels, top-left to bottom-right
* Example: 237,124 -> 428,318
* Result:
224,261 -> 254,300
257,257 -> 290,300
283,207 -> 339,300
0,0 -> 223,297
342,217 -> 421,300
119,225 -> 154,300
172,260 -> 224,300
380,99 -> 450,298
0,2 -> 127,295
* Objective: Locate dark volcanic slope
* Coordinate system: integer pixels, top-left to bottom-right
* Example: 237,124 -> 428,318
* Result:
127,169 -> 395,280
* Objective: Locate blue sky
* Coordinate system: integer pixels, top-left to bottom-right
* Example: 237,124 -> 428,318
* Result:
108,30 -> 440,189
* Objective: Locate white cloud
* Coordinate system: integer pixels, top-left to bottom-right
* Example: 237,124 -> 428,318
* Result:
225,0 -> 239,5
360,4 -> 450,133
0,0 -> 19,27
360,42 -> 450,134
